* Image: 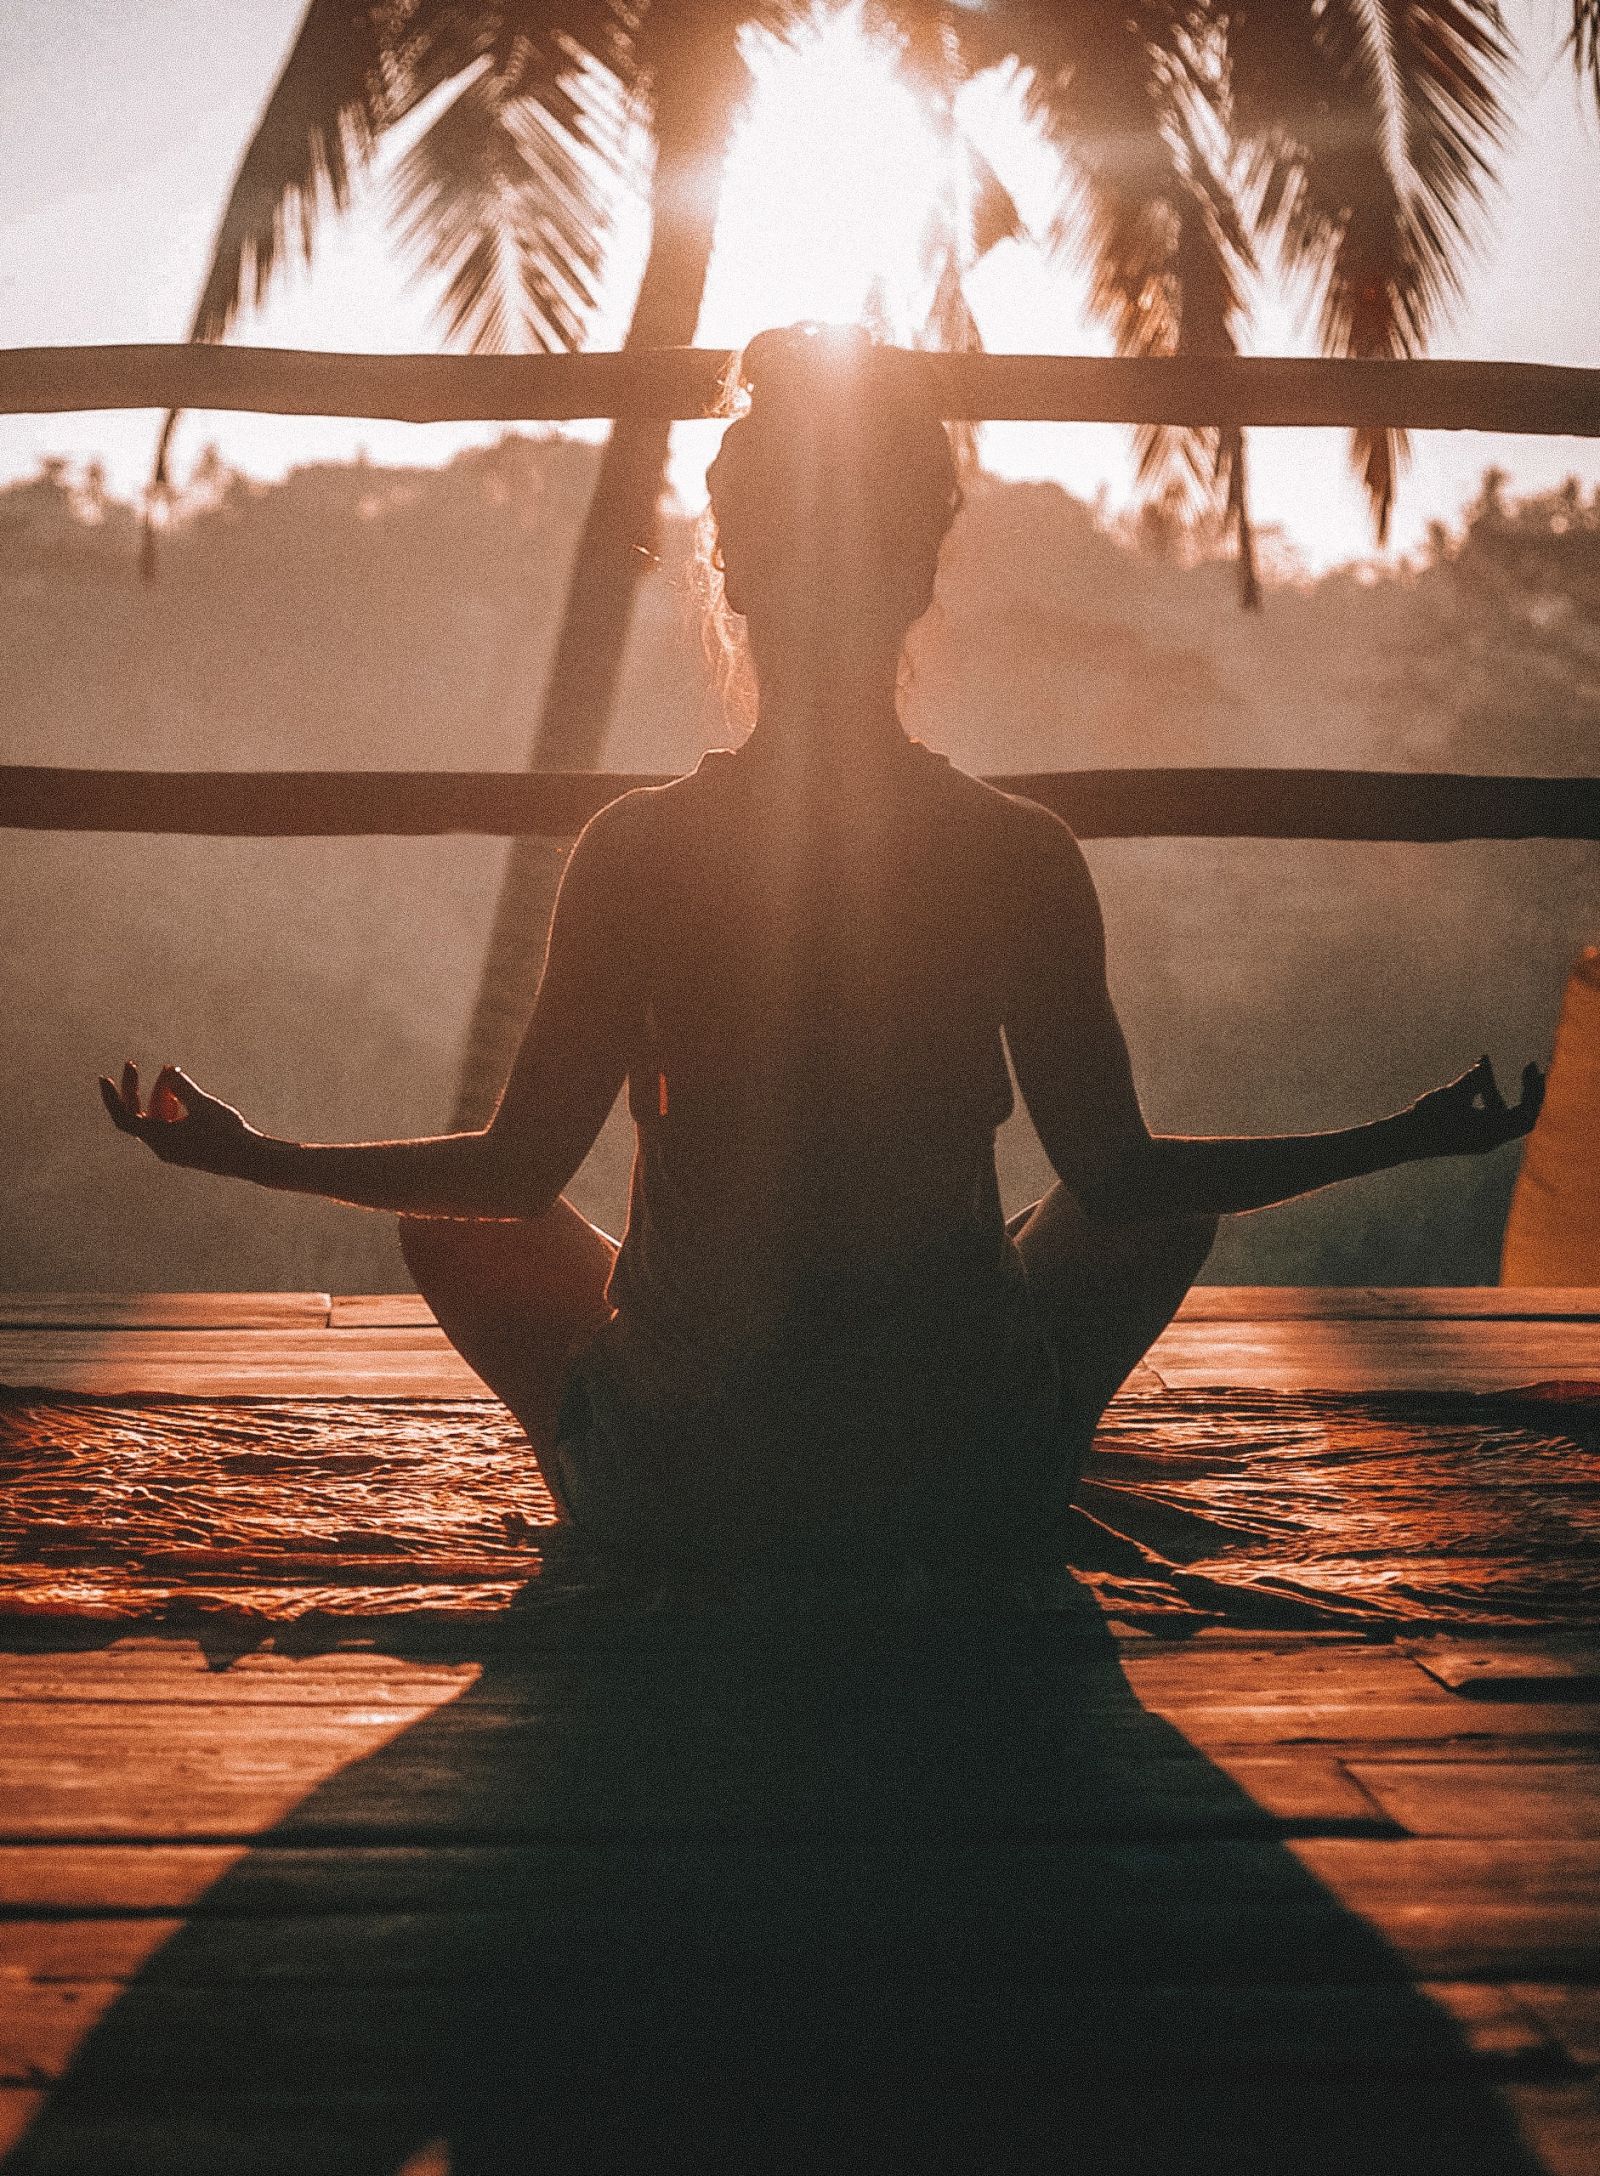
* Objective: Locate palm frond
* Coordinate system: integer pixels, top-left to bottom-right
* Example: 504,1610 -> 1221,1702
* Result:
441,0 -> 642,143
388,64 -> 615,352
148,0 -> 406,515
1574,0 -> 1600,99
185,0 -> 641,354
149,0 -> 639,529
186,0 -> 400,347
969,144 -> 1026,259
969,4 -> 1259,597
1223,0 -> 1510,540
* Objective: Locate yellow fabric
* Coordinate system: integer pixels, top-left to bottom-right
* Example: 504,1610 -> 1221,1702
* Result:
1501,947 -> 1600,1285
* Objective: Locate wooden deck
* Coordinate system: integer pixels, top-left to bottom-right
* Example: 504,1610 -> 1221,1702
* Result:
3,1284 -> 1599,1397
1,1290 -> 1597,2173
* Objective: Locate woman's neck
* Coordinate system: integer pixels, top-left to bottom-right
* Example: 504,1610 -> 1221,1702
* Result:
743,699 -> 907,758
741,641 -> 909,762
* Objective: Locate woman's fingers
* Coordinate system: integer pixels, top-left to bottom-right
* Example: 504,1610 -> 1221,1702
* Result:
150,1065 -> 190,1123
102,1060 -> 198,1139
1419,1054 -> 1547,1154
1473,1055 -> 1506,1116
99,1076 -> 138,1133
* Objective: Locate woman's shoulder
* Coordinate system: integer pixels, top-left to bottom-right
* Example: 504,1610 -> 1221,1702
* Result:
914,746 -> 1084,861
569,751 -> 741,891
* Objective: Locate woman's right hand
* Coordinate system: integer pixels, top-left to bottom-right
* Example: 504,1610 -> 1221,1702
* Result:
99,1060 -> 256,1177
1402,1055 -> 1545,1160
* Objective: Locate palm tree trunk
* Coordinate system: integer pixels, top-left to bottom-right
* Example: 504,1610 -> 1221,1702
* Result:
452,65 -> 743,1129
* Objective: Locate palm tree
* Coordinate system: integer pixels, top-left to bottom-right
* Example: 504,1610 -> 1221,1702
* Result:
167,0 -> 1584,1125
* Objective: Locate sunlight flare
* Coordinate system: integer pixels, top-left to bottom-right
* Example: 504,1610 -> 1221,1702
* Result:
702,7 -> 952,341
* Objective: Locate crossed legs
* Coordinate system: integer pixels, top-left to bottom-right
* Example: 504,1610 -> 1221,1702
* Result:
398,1202 -> 616,1512
400,1188 -> 1217,1526
1008,1184 -> 1218,1435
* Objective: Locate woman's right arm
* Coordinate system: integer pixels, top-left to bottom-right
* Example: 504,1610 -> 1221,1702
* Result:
1000,805 -> 1543,1223
99,799 -> 643,1221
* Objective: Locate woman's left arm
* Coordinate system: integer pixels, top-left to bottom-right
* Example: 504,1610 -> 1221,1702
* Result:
100,802 -> 644,1221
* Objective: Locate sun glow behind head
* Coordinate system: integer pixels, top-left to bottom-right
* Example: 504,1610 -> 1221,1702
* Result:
704,9 -> 948,343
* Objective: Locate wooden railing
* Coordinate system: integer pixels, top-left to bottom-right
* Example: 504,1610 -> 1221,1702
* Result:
2,767 -> 1595,843
6,344 -> 1600,435
5,344 -> 1596,845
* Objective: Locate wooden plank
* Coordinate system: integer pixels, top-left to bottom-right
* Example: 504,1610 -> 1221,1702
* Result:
0,1649 -> 479,1708
0,2093 -> 408,2176
8,344 -> 1600,434
0,1295 -> 331,1330
0,1845 -> 248,1912
5,1328 -> 450,1354
1346,1761 -> 1600,1839
1500,2080 -> 1600,2176
0,1689 -> 1578,1785
1372,1290 -> 1600,1322
4,1862 -> 1596,1987
0,1975 -> 1562,2088
0,2090 -> 1579,2176
0,1328 -> 489,1397
0,2094 -> 45,2165
7,1316 -> 1596,1392
0,1720 -> 1388,1844
0,1900 -> 1535,1996
1181,1287 -> 1404,1319
1285,1837 -> 1600,1980
5,1289 -> 1586,1333
1407,1643 -> 1600,1702
1506,1985 -> 1600,2068
8,764 -> 1600,844
8,1835 -> 1596,1922
1179,1288 -> 1600,1322
0,1639 -> 1457,1710
1127,1691 -> 1599,1748
1123,1644 -> 1469,1708
1146,1318 -> 1600,1390
0,1639 -> 1487,1720
329,1296 -> 435,1329
0,1363 -> 491,1397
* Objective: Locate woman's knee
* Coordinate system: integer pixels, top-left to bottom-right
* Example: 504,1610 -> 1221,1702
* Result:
397,1213 -> 481,1293
1167,1212 -> 1220,1283
399,1205 -> 617,1337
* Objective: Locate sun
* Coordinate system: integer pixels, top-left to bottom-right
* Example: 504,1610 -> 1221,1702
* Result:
669,4 -> 1005,508
698,7 -> 950,345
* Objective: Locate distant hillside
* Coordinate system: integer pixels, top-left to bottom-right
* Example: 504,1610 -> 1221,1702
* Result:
2,443 -> 1593,1291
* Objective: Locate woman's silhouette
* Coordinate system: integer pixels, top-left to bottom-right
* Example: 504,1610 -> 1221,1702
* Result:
103,322 -> 1543,1595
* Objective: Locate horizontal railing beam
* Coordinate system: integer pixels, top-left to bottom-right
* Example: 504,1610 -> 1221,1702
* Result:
3,767 -> 1594,843
4,346 -> 1600,435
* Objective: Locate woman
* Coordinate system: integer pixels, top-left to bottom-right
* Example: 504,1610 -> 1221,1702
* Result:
102,324 -> 1544,1599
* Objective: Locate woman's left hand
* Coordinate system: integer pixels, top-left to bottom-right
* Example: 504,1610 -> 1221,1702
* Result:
99,1061 -> 256,1177
1403,1055 -> 1546,1160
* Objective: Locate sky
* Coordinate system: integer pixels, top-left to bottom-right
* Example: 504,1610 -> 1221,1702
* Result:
2,0 -> 1599,570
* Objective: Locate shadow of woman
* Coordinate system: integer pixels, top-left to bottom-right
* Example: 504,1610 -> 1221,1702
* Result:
7,1598 -> 1559,2175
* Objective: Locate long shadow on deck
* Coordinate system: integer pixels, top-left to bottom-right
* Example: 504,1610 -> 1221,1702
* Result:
7,1601 -> 1558,2175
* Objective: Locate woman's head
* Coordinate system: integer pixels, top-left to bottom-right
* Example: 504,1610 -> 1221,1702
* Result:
700,324 -> 962,715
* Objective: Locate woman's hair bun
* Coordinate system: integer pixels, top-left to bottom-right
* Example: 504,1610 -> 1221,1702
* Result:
698,322 -> 964,714
734,322 -> 875,408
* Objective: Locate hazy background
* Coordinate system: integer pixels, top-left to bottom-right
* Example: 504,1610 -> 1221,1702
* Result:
3,442 -> 1593,1292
